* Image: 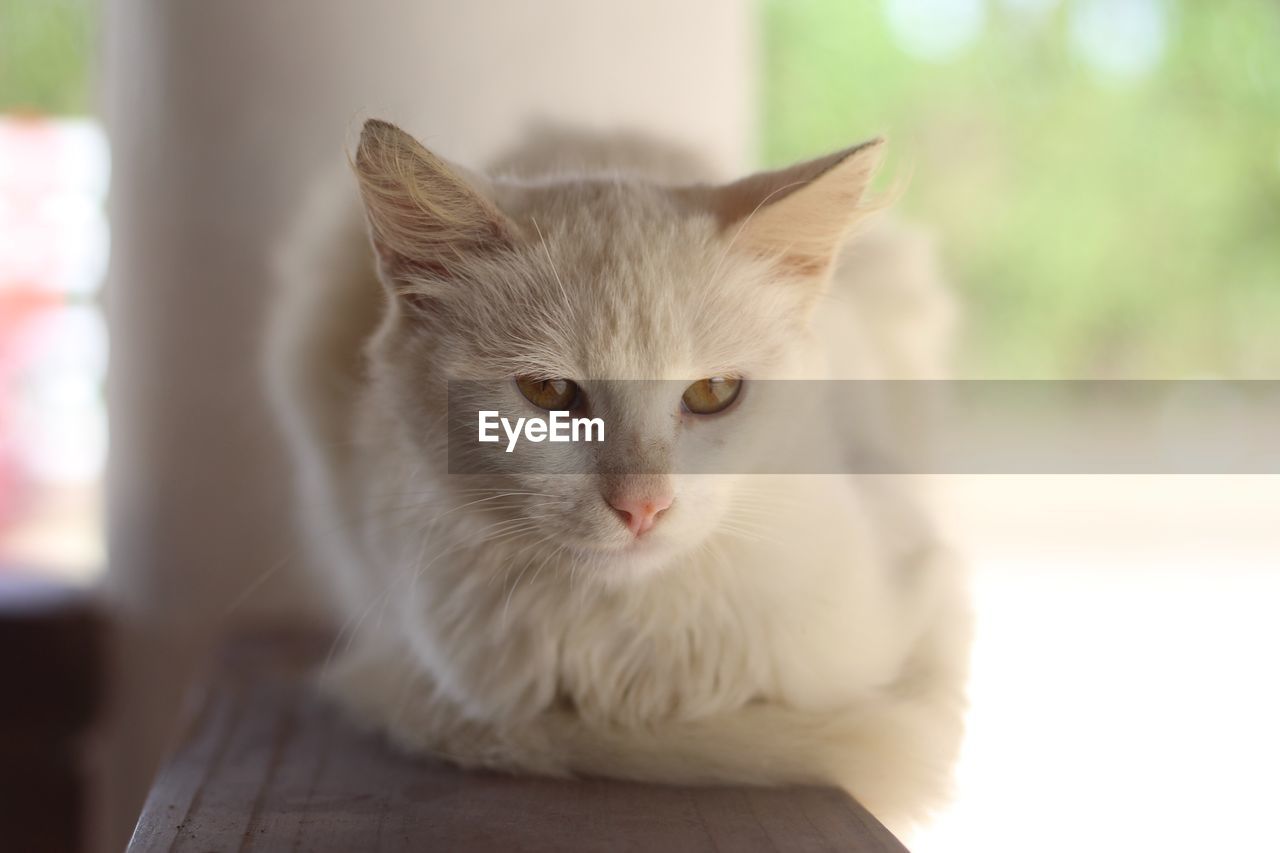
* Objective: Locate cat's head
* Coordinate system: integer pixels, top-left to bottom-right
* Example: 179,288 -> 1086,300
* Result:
353,119 -> 883,583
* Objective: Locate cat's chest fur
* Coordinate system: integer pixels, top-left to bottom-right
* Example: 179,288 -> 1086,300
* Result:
385,476 -> 924,729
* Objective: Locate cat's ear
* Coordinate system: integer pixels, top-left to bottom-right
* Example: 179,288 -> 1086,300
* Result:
352,119 -> 517,293
715,139 -> 885,279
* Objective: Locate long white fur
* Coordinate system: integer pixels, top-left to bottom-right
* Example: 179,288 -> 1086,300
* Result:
266,121 -> 970,837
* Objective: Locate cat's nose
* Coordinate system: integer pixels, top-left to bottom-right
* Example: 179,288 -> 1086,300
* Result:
607,492 -> 674,537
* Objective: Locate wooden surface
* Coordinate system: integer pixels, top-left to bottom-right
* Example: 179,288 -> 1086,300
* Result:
128,632 -> 908,852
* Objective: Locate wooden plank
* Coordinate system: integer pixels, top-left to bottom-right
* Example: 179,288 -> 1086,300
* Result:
128,631 -> 909,852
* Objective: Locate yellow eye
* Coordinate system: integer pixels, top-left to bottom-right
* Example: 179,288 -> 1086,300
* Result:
681,377 -> 742,415
516,377 -> 581,410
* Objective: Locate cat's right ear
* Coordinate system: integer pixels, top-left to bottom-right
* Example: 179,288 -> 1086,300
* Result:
352,119 -> 516,300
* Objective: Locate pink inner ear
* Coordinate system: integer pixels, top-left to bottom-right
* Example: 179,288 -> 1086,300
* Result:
774,254 -> 832,278
689,139 -> 884,279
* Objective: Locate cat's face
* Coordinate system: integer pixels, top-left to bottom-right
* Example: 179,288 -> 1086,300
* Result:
355,120 -> 882,583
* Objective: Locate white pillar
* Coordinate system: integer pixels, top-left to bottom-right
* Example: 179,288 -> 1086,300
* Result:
101,1 -> 753,846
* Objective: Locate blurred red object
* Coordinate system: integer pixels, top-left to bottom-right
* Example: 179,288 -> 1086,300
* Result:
0,115 -> 109,542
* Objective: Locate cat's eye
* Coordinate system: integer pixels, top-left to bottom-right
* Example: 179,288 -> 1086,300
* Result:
681,377 -> 742,415
516,377 -> 581,410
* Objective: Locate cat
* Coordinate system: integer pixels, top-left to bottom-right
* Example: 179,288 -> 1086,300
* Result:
266,118 -> 970,836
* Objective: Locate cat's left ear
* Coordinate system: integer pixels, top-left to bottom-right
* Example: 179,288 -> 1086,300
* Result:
713,139 -> 885,280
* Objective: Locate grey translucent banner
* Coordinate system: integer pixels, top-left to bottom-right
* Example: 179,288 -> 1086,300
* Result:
446,380 -> 1280,474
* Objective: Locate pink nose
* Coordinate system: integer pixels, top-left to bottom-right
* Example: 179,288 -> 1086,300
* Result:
607,492 -> 674,537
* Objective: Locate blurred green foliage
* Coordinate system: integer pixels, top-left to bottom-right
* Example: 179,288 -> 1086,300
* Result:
0,0 -> 93,114
764,0 -> 1280,377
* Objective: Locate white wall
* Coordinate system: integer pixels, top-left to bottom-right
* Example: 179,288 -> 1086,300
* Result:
100,1 -> 754,846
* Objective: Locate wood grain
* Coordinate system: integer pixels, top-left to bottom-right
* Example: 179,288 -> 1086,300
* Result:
128,632 -> 908,852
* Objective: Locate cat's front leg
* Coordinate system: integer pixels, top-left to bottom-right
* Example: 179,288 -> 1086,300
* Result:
316,643 -> 572,778
319,639 -> 962,836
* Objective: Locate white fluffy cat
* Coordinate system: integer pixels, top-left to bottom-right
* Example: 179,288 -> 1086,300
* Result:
266,119 -> 970,835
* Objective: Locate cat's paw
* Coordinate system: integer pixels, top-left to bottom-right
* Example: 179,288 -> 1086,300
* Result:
316,646 -> 571,778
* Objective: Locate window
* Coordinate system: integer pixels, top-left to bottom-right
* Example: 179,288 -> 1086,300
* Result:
0,0 -> 103,581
